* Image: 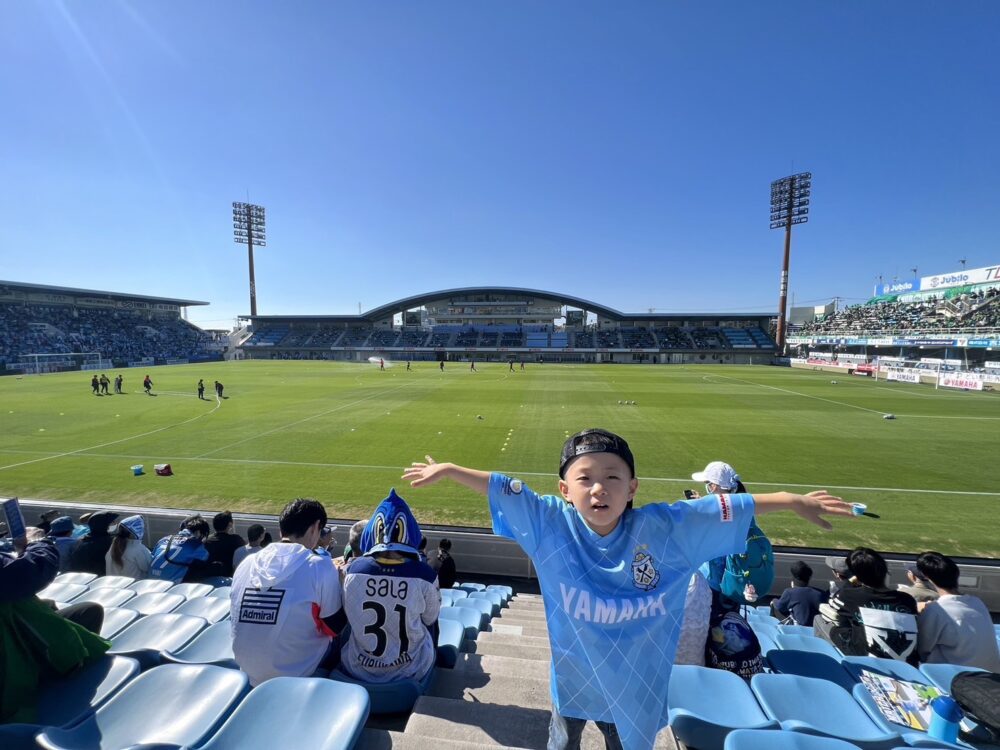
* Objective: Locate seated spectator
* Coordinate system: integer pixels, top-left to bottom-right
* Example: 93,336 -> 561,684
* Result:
149,515 -> 221,583
428,538 -> 457,590
105,515 -> 152,579
675,572 -> 712,666
772,561 -> 827,626
898,563 -> 940,603
47,516 -> 78,573
343,520 -> 367,562
339,490 -> 441,684
915,551 -> 1000,672
204,511 -> 245,577
69,510 -> 120,576
815,547 -> 918,664
231,499 -> 343,686
313,524 -> 336,559
232,523 -> 266,571
825,554 -> 852,595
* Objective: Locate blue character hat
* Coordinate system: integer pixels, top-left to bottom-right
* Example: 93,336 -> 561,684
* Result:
360,488 -> 422,557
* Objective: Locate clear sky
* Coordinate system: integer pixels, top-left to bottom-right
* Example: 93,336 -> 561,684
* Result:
2,1 -> 998,327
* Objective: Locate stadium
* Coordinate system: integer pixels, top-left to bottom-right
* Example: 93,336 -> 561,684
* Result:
2,268 -> 1000,748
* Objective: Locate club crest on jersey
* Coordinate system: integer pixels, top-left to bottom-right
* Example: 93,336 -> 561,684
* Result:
631,546 -> 660,591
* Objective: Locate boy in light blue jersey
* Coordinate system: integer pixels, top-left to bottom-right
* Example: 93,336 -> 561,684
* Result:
404,428 -> 852,750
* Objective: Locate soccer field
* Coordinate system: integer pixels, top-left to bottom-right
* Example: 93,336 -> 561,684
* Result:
1,360 -> 998,557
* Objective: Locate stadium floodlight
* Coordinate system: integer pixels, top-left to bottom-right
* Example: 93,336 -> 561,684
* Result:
232,202 -> 266,316
769,172 -> 811,352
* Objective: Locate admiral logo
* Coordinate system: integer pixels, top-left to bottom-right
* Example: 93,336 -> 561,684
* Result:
718,493 -> 733,523
238,588 -> 285,625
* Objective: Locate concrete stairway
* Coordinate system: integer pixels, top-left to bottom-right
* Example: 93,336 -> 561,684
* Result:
356,592 -> 677,749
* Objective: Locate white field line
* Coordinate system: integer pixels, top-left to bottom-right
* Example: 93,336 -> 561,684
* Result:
194,381 -> 419,458
0,398 -> 223,472
2,447 -> 998,498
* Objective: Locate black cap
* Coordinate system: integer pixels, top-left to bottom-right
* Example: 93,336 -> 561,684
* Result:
559,429 -> 636,479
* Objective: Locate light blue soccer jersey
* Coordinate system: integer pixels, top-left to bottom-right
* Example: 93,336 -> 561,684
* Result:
488,473 -> 754,750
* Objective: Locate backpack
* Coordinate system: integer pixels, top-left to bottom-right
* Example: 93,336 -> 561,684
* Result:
704,607 -> 765,679
950,671 -> 1000,742
712,518 -> 775,605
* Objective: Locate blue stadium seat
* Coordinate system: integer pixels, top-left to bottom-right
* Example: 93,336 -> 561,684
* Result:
774,633 -> 843,660
486,584 -> 513,603
330,665 -> 435,714
848,684 -> 973,750
756,630 -> 780,656
457,582 -> 487,592
779,625 -> 816,637
168,582 -> 214,599
72,586 -> 136,609
454,597 -> 492,629
38,582 -> 88,605
34,664 -> 248,750
196,677 -> 370,750
468,590 -> 502,617
918,663 -> 985,694
208,585 -> 233,599
174,594 -> 232,623
53,572 -> 98,586
121,591 -> 186,616
436,618 -> 465,668
667,665 -> 779,750
447,587 -> 468,599
439,605 -> 481,642
198,576 -> 234,588
0,656 -> 139,750
108,612 -> 208,670
98,607 -> 140,639
750,673 -> 901,750
163,621 -> 237,669
126,579 -> 175,595
87,575 -> 134,590
841,656 -> 926,684
764,650 -> 857,692
725,729 -> 863,750
440,589 -> 461,607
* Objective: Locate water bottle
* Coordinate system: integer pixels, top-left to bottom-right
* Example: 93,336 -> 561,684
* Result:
927,696 -> 962,744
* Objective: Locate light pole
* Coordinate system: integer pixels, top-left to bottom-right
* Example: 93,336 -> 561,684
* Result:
770,172 -> 811,352
233,202 -> 266,316
959,258 -> 967,270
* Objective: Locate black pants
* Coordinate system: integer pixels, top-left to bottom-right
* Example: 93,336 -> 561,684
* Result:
57,601 -> 104,635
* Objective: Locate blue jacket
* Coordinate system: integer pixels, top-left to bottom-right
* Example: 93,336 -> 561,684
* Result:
0,540 -> 59,602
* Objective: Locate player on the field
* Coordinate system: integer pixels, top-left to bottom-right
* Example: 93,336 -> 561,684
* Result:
379,358 -> 385,371
143,375 -> 153,395
439,361 -> 444,372
197,379 -> 205,400
91,375 -> 100,395
114,374 -> 123,394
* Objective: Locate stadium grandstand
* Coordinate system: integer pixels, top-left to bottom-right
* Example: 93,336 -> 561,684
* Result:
0,281 -> 225,375
241,287 -> 778,364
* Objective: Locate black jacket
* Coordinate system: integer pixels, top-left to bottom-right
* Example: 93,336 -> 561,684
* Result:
0,540 -> 59,601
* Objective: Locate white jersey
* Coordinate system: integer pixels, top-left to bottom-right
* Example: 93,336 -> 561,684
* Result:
230,542 -> 342,686
340,554 -> 440,683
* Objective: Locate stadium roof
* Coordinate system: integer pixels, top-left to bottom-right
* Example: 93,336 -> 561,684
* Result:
251,287 -> 775,322
0,280 -> 208,307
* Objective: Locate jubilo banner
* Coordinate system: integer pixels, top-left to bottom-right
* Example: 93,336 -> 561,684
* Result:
887,369 -> 921,384
920,264 -> 1000,292
938,373 -> 984,391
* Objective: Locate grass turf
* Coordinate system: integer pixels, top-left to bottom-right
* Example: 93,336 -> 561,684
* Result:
1,360 -> 997,557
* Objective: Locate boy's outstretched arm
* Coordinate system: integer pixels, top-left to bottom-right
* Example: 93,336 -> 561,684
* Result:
404,456 -> 490,496
751,491 -> 853,531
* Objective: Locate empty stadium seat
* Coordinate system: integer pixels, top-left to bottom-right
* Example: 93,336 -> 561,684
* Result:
98,607 -> 140,639
457,582 -> 487,592
196,677 -> 369,750
841,656 -> 926,684
174,594 -> 232,623
725,729 -> 863,750
764,650 -> 857,692
755,630 -> 780,656
667,665 -> 779,750
486,584 -> 513,603
750,673 -> 901,750
198,575 -> 234,588
774,633 -> 843,660
168,582 -> 214,599
919,663 -> 986,694
87,575 -> 135,590
0,656 -> 139,750
52,572 -> 98,586
208,585 -> 233,599
468,590 -> 503,617
126,579 -> 175,595
108,612 -> 208,669
163,621 -> 237,668
33,664 -> 248,750
37,582 -> 87,604
331,666 -> 436,715
121,591 -> 186,616
779,625 -> 816,637
440,589 -> 462,607
453,597 -> 492,630
71,586 -> 136,609
439,605 -> 481,643
436,618 -> 465,669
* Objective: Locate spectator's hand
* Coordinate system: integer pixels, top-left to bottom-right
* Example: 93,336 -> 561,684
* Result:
791,491 -> 853,530
403,456 -> 450,487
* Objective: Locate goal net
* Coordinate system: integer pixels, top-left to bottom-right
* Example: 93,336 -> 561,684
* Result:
12,352 -> 109,375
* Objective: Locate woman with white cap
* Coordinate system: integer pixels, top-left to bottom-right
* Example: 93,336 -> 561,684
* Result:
105,515 -> 152,578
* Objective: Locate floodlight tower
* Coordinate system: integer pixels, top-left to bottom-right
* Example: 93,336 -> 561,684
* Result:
769,172 -> 811,352
233,202 -> 266,316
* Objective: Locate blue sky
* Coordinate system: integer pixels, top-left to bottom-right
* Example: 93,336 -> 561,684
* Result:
1,1 -> 997,327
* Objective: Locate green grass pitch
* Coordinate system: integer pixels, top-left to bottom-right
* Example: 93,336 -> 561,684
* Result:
1,360 -> 998,558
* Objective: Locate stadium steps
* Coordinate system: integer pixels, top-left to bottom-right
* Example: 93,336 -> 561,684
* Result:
450,653 -> 550,681
427,669 -> 552,710
357,728 -> 527,750
474,632 -> 550,650
465,639 -> 550,660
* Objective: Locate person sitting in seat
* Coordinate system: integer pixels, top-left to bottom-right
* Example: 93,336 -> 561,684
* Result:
427,538 -> 457,590
772,561 -> 827,626
230,499 -> 343,686
105,515 -> 152,579
897,562 -> 940,604
69,510 -> 120,576
339,490 -> 441,684
47,516 -> 78,573
149,515 -> 222,583
232,523 -> 267,571
204,511 -> 246,577
815,547 -> 919,664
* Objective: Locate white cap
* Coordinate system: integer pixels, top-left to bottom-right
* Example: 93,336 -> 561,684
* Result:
691,461 -> 740,491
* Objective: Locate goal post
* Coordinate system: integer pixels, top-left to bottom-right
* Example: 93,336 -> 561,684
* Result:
12,352 -> 109,375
